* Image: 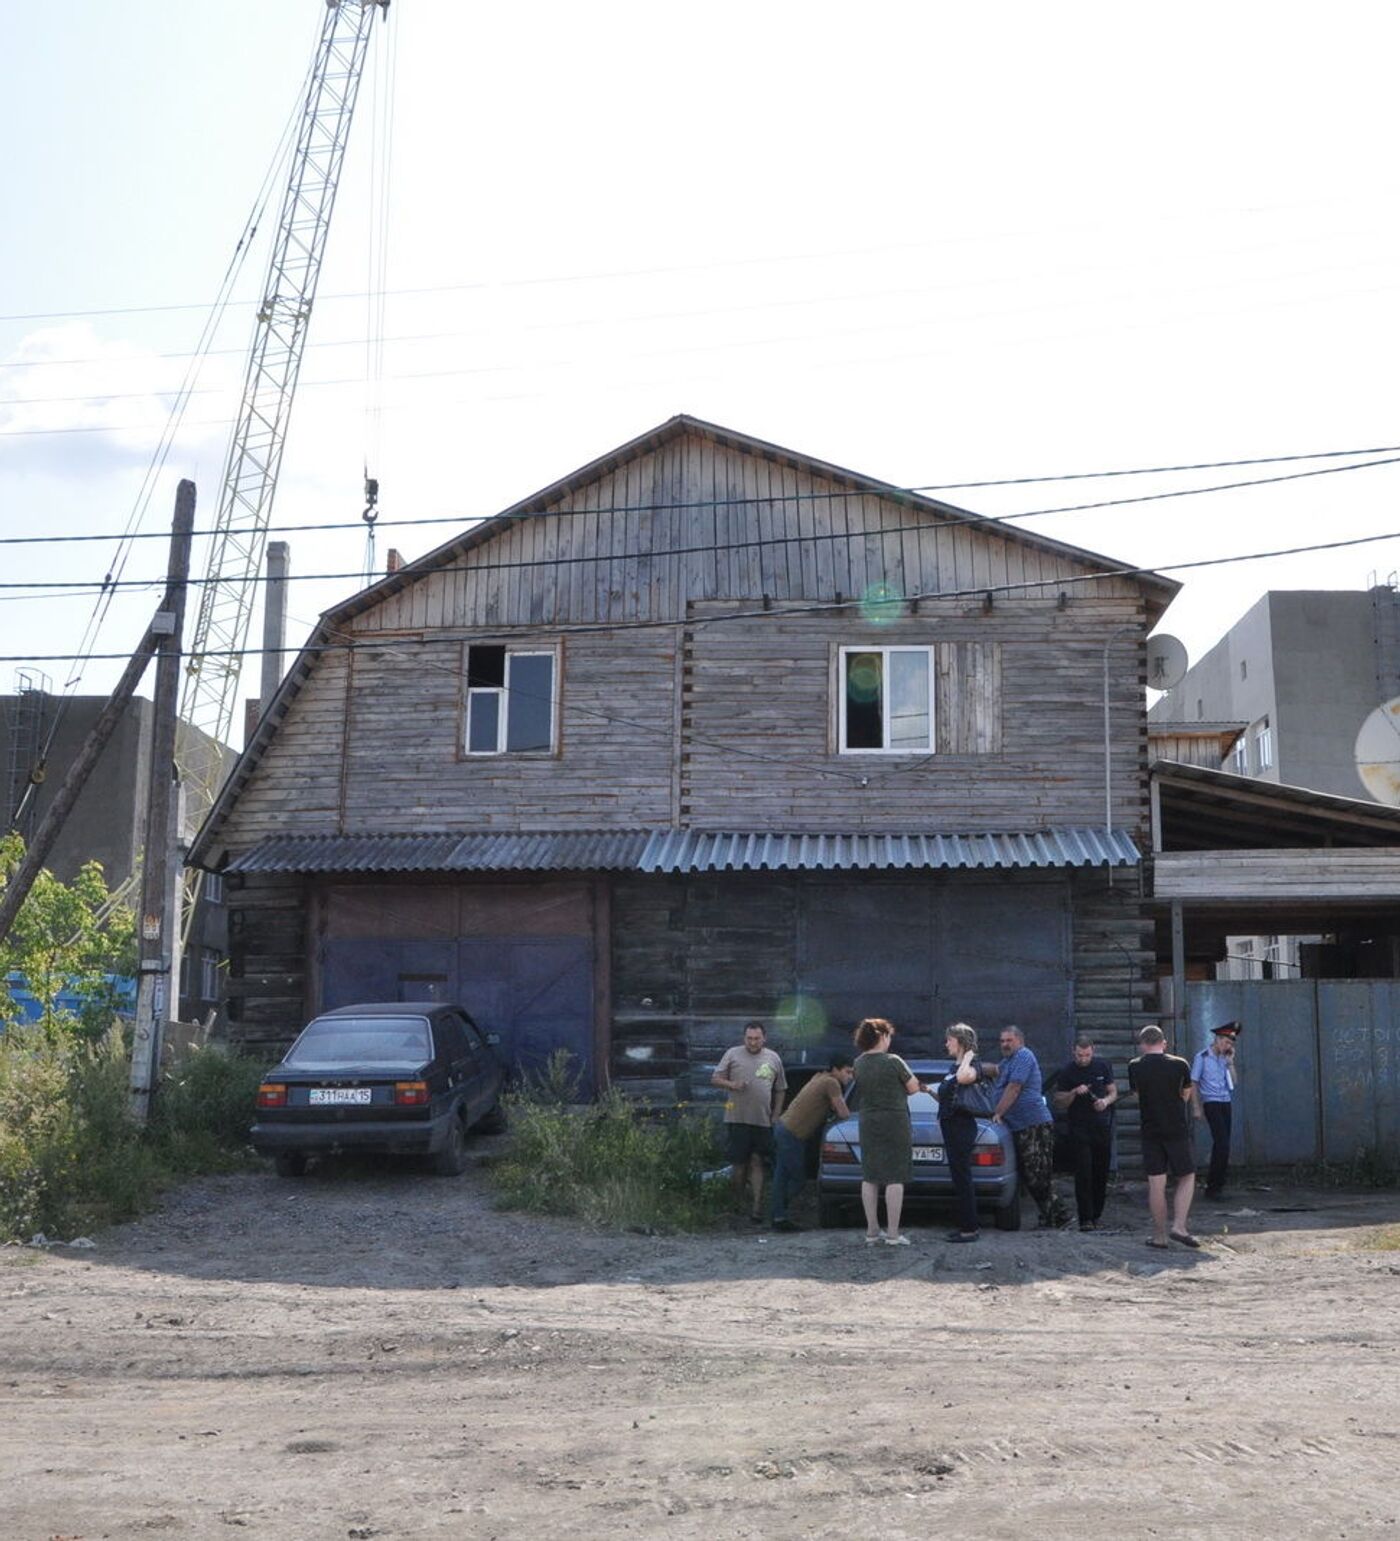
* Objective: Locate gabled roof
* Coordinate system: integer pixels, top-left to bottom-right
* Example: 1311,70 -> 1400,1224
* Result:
192,415 -> 1179,865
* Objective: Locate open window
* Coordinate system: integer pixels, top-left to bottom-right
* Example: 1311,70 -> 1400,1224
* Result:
464,644 -> 557,755
838,646 -> 934,754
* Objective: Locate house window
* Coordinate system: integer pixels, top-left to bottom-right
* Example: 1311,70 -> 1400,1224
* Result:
200,949 -> 221,1002
838,647 -> 934,753
1252,716 -> 1273,771
1229,735 -> 1247,775
204,872 -> 224,905
465,645 -> 557,755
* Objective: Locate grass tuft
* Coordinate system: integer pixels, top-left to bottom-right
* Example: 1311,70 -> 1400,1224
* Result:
0,1024 -> 264,1242
492,1053 -> 730,1232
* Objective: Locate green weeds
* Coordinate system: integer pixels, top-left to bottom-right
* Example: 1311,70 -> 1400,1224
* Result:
492,1053 -> 730,1232
0,1024 -> 263,1242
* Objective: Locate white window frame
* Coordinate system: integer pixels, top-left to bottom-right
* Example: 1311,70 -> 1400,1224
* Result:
464,648 -> 559,756
204,872 -> 224,905
1252,716 -> 1273,772
837,645 -> 936,755
200,949 -> 221,1002
1229,735 -> 1248,775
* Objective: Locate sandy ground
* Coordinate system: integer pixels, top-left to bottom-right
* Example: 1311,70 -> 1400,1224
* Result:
3,1145 -> 1399,1541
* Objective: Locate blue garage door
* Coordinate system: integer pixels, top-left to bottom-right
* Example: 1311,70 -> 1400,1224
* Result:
319,882 -> 596,1089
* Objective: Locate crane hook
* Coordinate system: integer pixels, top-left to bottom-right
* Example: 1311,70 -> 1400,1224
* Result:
362,474 -> 380,526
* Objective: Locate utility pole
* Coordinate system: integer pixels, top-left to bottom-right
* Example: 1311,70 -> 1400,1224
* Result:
128,481 -> 196,1123
0,500 -> 197,944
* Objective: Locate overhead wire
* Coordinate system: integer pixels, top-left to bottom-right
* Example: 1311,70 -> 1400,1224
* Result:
3,450 -> 1399,593
6,518 -> 1400,663
3,33 -> 318,833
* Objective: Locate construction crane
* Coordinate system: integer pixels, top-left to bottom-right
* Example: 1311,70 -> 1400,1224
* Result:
177,0 -> 390,918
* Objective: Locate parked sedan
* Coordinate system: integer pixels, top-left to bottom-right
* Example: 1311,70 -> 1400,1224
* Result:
252,1002 -> 507,1177
816,1058 -> 1021,1230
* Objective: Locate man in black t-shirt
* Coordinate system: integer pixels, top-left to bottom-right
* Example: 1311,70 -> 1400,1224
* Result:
1052,1035 -> 1118,1230
1126,1025 -> 1198,1250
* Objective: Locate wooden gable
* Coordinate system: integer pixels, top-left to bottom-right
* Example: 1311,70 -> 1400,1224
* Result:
349,417 -> 1168,635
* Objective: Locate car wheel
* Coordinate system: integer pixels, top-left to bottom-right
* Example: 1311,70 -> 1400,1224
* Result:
475,1100 -> 508,1135
993,1187 -> 1023,1231
273,1151 -> 307,1178
432,1112 -> 469,1176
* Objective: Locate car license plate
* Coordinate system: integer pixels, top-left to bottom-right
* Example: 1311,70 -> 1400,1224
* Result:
309,1088 -> 372,1105
913,1146 -> 946,1163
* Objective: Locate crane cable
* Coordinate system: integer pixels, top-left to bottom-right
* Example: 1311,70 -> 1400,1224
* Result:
361,3 -> 398,582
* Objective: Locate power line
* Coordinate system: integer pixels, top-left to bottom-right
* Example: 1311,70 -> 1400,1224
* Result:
3,447 -> 1399,561
3,452 -> 1399,594
5,521 -> 1400,663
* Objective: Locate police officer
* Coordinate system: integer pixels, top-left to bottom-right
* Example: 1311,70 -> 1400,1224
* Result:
1191,1021 -> 1240,1200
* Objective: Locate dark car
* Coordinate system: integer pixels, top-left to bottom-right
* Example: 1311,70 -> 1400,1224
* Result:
816,1057 -> 1022,1230
252,1002 -> 507,1177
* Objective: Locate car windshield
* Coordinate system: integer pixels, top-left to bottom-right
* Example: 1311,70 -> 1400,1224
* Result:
285,1017 -> 431,1070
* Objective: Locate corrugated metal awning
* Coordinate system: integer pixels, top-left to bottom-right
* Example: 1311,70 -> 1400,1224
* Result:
225,827 -> 1138,876
636,828 -> 1139,872
225,830 -> 651,875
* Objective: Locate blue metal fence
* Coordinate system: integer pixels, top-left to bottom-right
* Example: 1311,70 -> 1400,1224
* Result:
1185,980 -> 1400,1164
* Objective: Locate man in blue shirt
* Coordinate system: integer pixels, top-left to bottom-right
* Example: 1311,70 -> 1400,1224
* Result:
1191,1021 -> 1240,1200
990,1025 -> 1067,1228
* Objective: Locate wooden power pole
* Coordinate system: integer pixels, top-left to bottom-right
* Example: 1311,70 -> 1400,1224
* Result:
128,481 -> 196,1123
0,487 -> 197,949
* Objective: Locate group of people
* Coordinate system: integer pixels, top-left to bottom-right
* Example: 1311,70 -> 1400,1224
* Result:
711,1014 -> 1241,1247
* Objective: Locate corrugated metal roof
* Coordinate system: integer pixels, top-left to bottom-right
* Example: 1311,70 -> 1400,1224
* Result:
636,828 -> 1140,873
226,830 -> 650,875
226,827 -> 1138,876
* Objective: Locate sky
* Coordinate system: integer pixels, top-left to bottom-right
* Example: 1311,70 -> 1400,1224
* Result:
3,0 -> 1400,735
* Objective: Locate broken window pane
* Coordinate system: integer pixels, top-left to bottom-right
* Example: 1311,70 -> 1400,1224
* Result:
467,644 -> 506,688
506,653 -> 554,752
845,652 -> 883,749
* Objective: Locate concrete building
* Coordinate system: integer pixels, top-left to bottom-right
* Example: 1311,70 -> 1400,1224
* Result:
1149,587 -> 1400,799
2,687 -> 233,1021
1149,586 -> 1400,978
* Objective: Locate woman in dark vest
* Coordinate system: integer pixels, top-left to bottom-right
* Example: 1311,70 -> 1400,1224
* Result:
852,1016 -> 921,1246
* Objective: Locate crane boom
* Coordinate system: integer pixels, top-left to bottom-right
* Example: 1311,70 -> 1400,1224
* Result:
178,0 -> 388,825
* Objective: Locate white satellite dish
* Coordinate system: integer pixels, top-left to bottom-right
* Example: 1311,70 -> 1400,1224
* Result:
1354,696 -> 1400,806
1146,633 -> 1188,691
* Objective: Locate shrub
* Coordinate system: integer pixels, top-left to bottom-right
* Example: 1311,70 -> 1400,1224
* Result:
0,1025 -> 262,1243
492,1066 -> 729,1232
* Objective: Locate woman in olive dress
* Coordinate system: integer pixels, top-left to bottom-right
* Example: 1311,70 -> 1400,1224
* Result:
852,1016 -> 921,1246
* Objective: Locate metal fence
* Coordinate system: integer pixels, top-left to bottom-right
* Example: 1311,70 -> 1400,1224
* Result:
1185,979 -> 1400,1164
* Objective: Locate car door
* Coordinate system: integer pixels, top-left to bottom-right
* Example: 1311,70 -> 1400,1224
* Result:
431,1013 -> 473,1121
455,1011 -> 500,1124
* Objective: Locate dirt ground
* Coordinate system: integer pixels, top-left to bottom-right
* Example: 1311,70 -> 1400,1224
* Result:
3,1145 -> 1399,1541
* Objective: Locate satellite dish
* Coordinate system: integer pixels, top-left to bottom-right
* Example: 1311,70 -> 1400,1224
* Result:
1354,696 -> 1400,806
1146,633 -> 1188,691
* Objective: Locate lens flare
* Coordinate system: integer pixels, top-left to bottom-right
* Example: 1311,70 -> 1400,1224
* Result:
776,994 -> 828,1044
859,581 -> 904,625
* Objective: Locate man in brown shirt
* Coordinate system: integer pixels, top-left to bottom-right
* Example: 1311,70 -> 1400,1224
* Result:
770,1054 -> 854,1231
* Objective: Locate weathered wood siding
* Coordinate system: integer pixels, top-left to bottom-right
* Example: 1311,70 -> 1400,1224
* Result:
1154,848 -> 1400,900
681,598 -> 1146,832
360,433 -> 1144,634
225,872 -> 307,1053
609,869 -> 1079,1097
210,429 -> 1154,858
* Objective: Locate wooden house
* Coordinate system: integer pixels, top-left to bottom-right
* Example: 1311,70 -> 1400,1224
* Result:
190,415 -> 1179,1093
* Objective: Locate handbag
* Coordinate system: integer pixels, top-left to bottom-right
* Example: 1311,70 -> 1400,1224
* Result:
951,1066 -> 997,1118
